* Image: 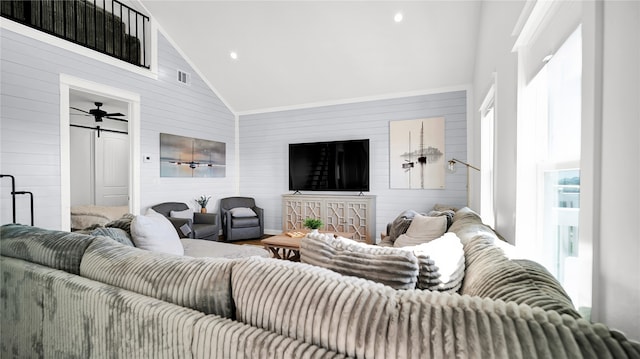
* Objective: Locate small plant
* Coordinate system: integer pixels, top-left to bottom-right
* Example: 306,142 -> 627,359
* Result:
195,195 -> 211,208
303,218 -> 323,230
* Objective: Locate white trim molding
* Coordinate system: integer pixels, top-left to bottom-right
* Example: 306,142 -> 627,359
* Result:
59,74 -> 141,229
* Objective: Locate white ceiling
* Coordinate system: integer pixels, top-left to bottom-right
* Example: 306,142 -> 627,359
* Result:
138,1 -> 483,114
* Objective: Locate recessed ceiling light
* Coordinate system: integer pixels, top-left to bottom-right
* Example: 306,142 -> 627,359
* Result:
230,51 -> 238,60
394,12 -> 403,23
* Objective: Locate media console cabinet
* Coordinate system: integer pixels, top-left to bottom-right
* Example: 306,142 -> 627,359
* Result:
282,194 -> 376,244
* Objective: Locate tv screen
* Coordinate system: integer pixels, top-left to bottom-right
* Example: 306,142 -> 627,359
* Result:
289,139 -> 370,192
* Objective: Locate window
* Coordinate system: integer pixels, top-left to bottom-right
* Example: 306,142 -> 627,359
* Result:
517,26 -> 586,314
480,80 -> 496,228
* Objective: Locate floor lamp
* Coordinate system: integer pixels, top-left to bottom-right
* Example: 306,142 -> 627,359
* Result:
447,158 -> 480,206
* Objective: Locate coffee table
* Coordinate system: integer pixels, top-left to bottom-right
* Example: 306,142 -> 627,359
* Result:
262,231 -> 353,261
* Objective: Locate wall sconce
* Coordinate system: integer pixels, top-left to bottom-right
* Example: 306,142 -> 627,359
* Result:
447,158 -> 480,206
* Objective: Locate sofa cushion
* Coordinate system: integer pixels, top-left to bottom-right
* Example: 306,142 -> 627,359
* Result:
387,209 -> 422,242
229,256 -> 637,359
460,234 -> 581,318
80,236 -> 235,318
230,207 -> 257,218
130,209 -> 184,255
0,224 -> 95,274
300,233 -> 419,290
170,208 -> 194,219
394,214 -> 447,247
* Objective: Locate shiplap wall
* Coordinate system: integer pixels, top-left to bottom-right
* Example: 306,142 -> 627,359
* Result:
1,27 -> 235,229
239,90 -> 468,238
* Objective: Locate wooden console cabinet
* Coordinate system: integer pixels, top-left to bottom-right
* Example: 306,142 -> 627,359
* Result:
282,194 -> 376,243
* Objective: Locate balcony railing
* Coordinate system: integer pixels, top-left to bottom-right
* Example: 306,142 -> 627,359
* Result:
1,0 -> 150,68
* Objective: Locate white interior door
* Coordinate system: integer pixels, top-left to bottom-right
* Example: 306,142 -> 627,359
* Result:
70,127 -> 94,206
95,131 -> 129,206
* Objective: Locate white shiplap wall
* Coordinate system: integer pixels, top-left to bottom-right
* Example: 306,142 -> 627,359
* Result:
1,26 -> 235,229
239,91 -> 468,237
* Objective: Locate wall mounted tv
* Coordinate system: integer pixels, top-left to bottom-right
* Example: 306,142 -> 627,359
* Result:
289,139 -> 370,192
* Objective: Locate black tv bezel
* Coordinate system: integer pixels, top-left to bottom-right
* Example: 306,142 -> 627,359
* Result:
288,138 -> 370,192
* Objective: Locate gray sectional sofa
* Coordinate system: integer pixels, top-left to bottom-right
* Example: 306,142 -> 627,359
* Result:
2,207 -> 639,358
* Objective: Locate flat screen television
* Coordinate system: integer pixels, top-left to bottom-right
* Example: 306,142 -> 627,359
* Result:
289,139 -> 370,192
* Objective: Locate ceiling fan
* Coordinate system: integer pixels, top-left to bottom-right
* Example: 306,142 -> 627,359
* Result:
70,102 -> 127,122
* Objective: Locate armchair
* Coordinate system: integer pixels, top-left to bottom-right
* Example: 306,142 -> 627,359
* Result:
219,197 -> 264,241
151,202 -> 219,241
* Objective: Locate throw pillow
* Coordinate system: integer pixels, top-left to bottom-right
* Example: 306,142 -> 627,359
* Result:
90,227 -> 135,247
411,232 -> 465,292
105,213 -> 135,237
394,214 -> 447,247
300,234 -> 420,290
130,209 -> 184,255
230,207 -> 256,218
170,208 -> 194,220
387,209 -> 423,242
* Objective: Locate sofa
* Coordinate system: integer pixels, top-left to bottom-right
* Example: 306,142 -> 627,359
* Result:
2,207 -> 639,358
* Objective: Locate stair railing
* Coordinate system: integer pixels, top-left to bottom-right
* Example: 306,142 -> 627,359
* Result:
1,174 -> 34,226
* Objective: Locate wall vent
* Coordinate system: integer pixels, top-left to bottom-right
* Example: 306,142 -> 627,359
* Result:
177,70 -> 191,85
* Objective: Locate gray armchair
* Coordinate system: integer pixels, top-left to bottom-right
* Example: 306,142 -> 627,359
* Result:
151,202 -> 219,241
219,197 -> 264,241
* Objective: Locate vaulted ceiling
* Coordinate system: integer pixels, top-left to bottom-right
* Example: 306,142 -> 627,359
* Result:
138,1 -> 483,114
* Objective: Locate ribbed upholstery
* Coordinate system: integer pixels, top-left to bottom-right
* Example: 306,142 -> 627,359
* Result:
300,234 -> 419,289
192,315 -> 346,358
448,207 -> 499,245
42,268 -> 203,358
232,256 -> 397,358
231,256 -> 640,359
448,207 -> 582,318
0,257 -> 51,358
0,223 -> 95,274
80,236 -> 235,317
461,235 -> 581,318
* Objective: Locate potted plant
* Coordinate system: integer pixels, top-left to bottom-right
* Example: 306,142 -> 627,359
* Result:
196,195 -> 211,213
303,218 -> 323,234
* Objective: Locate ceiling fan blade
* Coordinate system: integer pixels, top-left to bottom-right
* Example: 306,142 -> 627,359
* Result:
70,106 -> 91,114
105,112 -> 125,117
104,116 -> 129,122
71,113 -> 93,117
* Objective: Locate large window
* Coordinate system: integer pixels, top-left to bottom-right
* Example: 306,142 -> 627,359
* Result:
480,81 -> 496,228
517,26 -> 587,314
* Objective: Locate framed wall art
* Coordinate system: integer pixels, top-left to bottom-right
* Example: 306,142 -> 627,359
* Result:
160,133 -> 226,177
389,117 -> 445,189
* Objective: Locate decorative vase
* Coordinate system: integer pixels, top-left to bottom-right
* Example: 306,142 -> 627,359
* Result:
200,207 -> 207,213
310,228 -> 319,234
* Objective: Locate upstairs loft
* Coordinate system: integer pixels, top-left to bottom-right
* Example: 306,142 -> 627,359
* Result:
1,0 -> 150,69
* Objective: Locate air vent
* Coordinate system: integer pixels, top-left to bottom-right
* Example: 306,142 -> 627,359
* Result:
177,70 -> 191,85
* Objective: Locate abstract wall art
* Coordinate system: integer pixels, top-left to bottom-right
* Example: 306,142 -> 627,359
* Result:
389,117 -> 445,189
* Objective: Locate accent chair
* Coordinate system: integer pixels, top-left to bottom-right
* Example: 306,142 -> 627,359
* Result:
151,202 -> 219,241
219,197 -> 264,241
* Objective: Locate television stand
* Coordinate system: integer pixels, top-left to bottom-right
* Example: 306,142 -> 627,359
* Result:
282,194 -> 376,244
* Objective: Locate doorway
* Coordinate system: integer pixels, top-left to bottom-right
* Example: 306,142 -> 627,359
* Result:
60,75 -> 141,230
69,90 -> 129,207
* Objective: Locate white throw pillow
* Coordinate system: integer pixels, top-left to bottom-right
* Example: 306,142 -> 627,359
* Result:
131,209 -> 184,255
394,214 -> 447,247
411,233 -> 464,284
230,207 -> 257,218
170,208 -> 194,220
